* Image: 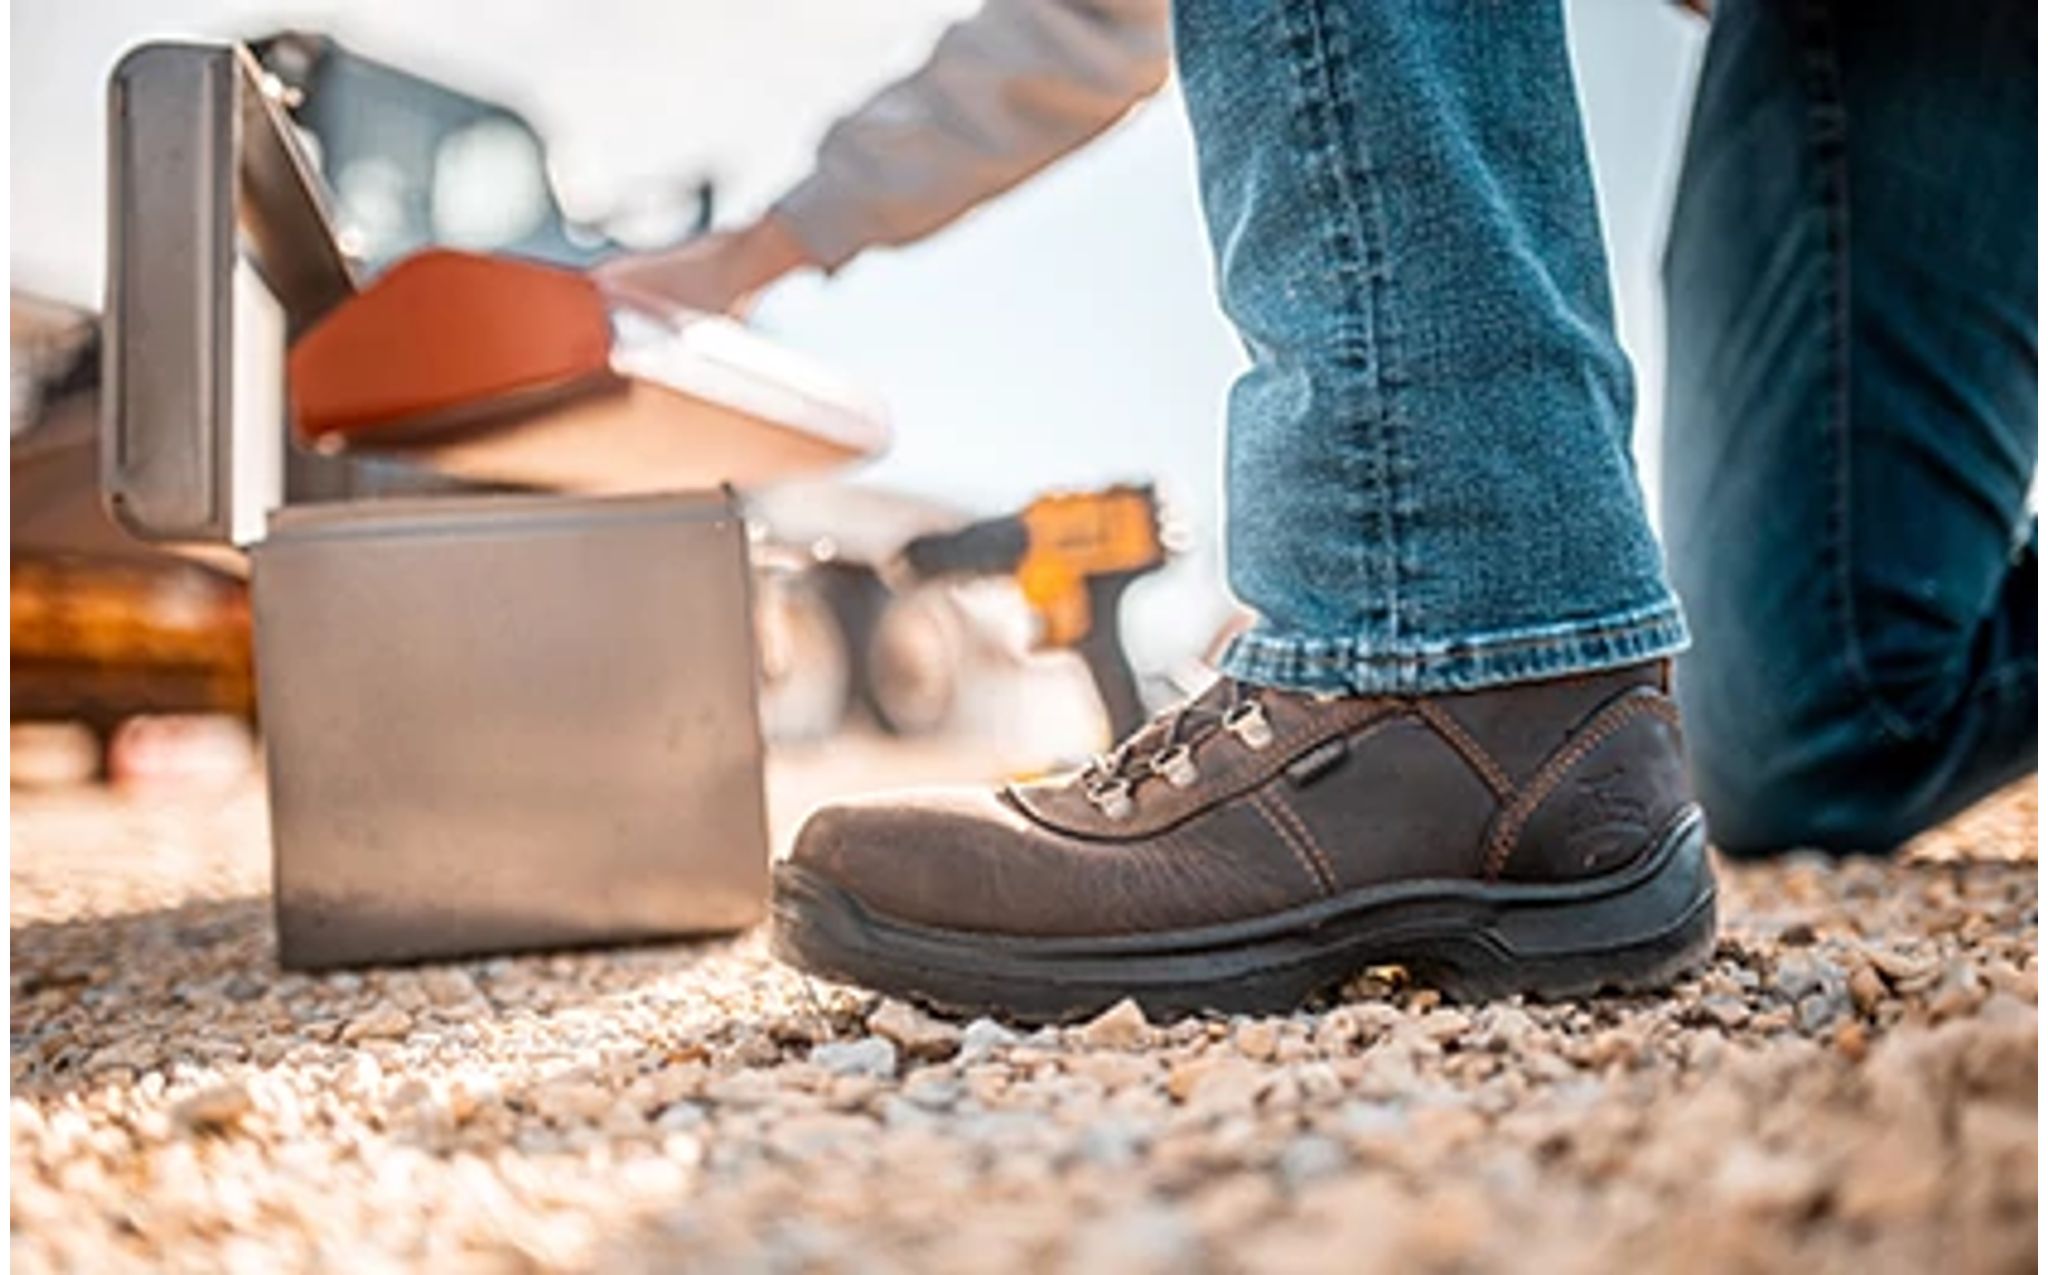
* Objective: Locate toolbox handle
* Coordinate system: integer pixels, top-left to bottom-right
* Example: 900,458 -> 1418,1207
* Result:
102,41 -> 358,547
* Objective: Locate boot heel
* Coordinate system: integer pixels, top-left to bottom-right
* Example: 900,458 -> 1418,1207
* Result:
1417,808 -> 1718,1002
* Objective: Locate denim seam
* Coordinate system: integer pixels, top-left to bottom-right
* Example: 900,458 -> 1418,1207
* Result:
1319,4 -> 1415,643
1799,0 -> 1920,743
1239,596 -> 1685,663
1221,597 -> 1688,695
1286,0 -> 1404,644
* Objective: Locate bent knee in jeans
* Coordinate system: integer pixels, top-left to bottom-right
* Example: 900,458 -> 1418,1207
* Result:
1675,553 -> 2036,856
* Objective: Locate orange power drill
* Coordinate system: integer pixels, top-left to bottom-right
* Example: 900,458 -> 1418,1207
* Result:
898,484 -> 1167,738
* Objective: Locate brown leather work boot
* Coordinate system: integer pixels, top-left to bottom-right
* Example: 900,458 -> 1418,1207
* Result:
773,662 -> 1716,1022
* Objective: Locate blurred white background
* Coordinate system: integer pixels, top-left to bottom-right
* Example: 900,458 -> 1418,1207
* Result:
10,0 -> 1705,674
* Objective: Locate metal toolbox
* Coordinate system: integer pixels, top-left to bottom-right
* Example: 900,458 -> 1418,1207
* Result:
104,42 -> 781,967
252,491 -> 767,967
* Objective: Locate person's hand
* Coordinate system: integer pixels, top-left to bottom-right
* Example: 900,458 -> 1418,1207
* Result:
592,216 -> 812,319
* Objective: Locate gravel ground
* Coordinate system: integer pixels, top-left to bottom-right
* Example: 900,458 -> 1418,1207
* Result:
10,752 -> 2037,1274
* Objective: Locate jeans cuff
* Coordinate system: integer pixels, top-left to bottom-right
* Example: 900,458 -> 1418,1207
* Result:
1218,598 -> 1691,695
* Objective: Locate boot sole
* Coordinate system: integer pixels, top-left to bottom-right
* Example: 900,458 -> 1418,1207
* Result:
771,805 -> 1717,1024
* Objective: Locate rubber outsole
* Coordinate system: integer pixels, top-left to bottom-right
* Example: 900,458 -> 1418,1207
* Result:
771,806 -> 1718,1025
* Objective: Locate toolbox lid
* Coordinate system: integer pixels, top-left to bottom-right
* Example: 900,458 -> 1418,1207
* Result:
103,40 -> 888,557
287,249 -> 891,494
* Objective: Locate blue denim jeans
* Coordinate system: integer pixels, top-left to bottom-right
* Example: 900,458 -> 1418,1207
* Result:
1662,0 -> 2038,853
1173,2 -> 1688,696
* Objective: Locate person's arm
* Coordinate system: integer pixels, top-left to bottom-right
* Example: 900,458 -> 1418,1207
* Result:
595,0 -> 1169,315
773,0 -> 1171,269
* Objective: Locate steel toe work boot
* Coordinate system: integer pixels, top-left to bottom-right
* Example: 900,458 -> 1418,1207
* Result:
773,662 -> 1716,1022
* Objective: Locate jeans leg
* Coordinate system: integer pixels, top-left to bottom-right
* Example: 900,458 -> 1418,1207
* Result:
1663,0 -> 2038,854
1171,1 -> 1686,695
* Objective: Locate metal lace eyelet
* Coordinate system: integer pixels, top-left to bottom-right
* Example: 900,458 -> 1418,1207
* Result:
1087,779 -> 1136,820
1224,701 -> 1273,750
1150,744 -> 1200,788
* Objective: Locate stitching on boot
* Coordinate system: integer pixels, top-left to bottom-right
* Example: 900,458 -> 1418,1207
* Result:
1252,699 -> 1398,784
1249,790 -> 1337,896
1258,787 -> 1340,894
1411,700 -> 1516,797
1482,693 -> 1680,880
1011,698 -> 1400,841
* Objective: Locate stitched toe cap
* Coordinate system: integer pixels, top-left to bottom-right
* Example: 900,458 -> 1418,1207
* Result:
789,788 -> 1047,932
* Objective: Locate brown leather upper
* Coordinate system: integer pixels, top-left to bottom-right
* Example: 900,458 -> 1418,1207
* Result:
789,664 -> 1693,938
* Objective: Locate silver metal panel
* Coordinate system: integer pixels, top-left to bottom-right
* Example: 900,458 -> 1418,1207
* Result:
104,44 -> 232,539
252,489 -> 769,968
103,41 -> 361,547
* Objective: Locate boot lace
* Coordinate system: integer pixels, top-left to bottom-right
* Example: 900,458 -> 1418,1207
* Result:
1079,680 -> 1274,819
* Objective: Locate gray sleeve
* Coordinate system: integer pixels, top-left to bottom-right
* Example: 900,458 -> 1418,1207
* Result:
770,0 -> 1171,270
